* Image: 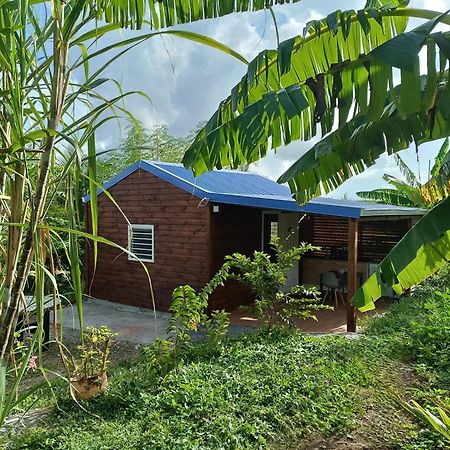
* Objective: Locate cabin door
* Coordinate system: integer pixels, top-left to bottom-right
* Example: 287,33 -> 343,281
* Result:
279,213 -> 300,292
262,212 -> 300,293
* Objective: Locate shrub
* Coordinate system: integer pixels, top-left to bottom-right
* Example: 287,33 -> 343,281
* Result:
366,279 -> 450,447
407,291 -> 450,378
70,326 -> 116,381
223,237 -> 330,328
204,310 -> 230,351
147,283 -> 230,372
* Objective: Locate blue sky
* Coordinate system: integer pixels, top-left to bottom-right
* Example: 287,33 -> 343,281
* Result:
90,0 -> 450,199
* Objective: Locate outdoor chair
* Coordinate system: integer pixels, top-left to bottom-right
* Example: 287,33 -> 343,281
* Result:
320,271 -> 345,307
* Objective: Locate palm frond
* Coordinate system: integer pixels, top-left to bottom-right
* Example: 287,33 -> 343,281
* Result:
358,139 -> 450,208
431,137 -> 450,176
277,71 -> 450,204
382,174 -> 427,206
393,154 -> 419,187
356,188 -> 415,206
69,0 -> 301,30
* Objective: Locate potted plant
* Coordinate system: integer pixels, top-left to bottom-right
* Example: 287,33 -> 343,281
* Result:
69,325 -> 115,401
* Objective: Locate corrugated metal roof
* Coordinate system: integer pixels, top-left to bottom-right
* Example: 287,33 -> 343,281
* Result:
83,160 -> 426,219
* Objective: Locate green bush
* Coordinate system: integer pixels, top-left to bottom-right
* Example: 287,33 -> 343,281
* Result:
223,237 -> 329,329
366,279 -> 450,448
407,291 -> 450,378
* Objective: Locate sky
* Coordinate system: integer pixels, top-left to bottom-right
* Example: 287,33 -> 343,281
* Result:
86,0 -> 450,199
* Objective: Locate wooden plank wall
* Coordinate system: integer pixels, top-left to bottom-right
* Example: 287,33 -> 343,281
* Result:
85,169 -> 210,310
299,215 -> 410,262
209,204 -> 262,311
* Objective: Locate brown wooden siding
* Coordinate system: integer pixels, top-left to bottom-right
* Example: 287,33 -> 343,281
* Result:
298,215 -> 410,263
209,204 -> 262,311
85,169 -> 210,310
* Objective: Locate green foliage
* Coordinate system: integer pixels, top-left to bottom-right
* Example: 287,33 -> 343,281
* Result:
223,237 -> 330,328
96,123 -> 191,183
404,400 -> 450,445
8,276 -> 450,449
145,337 -> 176,373
406,291 -> 450,379
0,334 -> 45,429
169,285 -> 207,336
183,4 -> 437,182
147,286 -> 206,372
204,310 -> 230,351
367,286 -> 450,384
7,331 -> 392,450
71,326 -> 116,380
275,285 -> 330,327
364,274 -> 450,447
147,283 -> 230,372
96,120 -> 252,185
352,196 -> 450,312
357,141 -> 450,208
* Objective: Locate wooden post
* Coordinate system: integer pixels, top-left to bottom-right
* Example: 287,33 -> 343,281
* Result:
206,203 -> 213,316
347,218 -> 358,332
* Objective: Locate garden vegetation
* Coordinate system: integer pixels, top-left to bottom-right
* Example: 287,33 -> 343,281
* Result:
3,268 -> 450,449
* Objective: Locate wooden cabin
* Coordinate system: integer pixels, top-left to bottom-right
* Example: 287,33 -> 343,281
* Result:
84,161 -> 425,331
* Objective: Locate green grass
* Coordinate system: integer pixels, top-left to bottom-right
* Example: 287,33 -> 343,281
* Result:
4,274 -> 450,449
367,287 -> 450,387
3,331 -> 397,450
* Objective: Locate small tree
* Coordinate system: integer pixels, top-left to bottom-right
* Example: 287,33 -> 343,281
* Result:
224,237 -> 330,329
148,268 -> 231,372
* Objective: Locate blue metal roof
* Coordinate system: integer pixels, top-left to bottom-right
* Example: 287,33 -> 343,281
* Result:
83,160 -> 426,219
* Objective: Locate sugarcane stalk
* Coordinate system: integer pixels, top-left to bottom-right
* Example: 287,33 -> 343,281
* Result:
0,1 -> 68,362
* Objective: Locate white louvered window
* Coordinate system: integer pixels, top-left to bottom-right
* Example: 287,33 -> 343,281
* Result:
128,224 -> 154,262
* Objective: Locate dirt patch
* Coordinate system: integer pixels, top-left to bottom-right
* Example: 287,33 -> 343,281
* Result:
297,363 -> 425,450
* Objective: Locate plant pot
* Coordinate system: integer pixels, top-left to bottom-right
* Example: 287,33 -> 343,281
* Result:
70,372 -> 108,401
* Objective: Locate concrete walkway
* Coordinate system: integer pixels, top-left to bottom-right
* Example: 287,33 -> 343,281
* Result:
56,297 -> 253,345
56,296 -> 382,345
56,297 -> 172,345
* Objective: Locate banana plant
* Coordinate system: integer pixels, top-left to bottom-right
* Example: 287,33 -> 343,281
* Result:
357,139 -> 450,208
183,3 -> 450,312
183,2 -> 448,179
404,400 -> 450,444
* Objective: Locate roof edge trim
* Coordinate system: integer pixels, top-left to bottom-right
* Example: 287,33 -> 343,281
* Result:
209,193 -> 361,218
82,160 -> 209,203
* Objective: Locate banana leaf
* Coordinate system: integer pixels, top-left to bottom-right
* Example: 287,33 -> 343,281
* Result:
353,197 -> 450,312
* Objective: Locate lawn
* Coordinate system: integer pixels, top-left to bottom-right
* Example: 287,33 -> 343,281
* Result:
2,275 -> 450,450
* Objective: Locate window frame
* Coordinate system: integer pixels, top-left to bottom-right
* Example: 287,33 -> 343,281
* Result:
128,224 -> 155,263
